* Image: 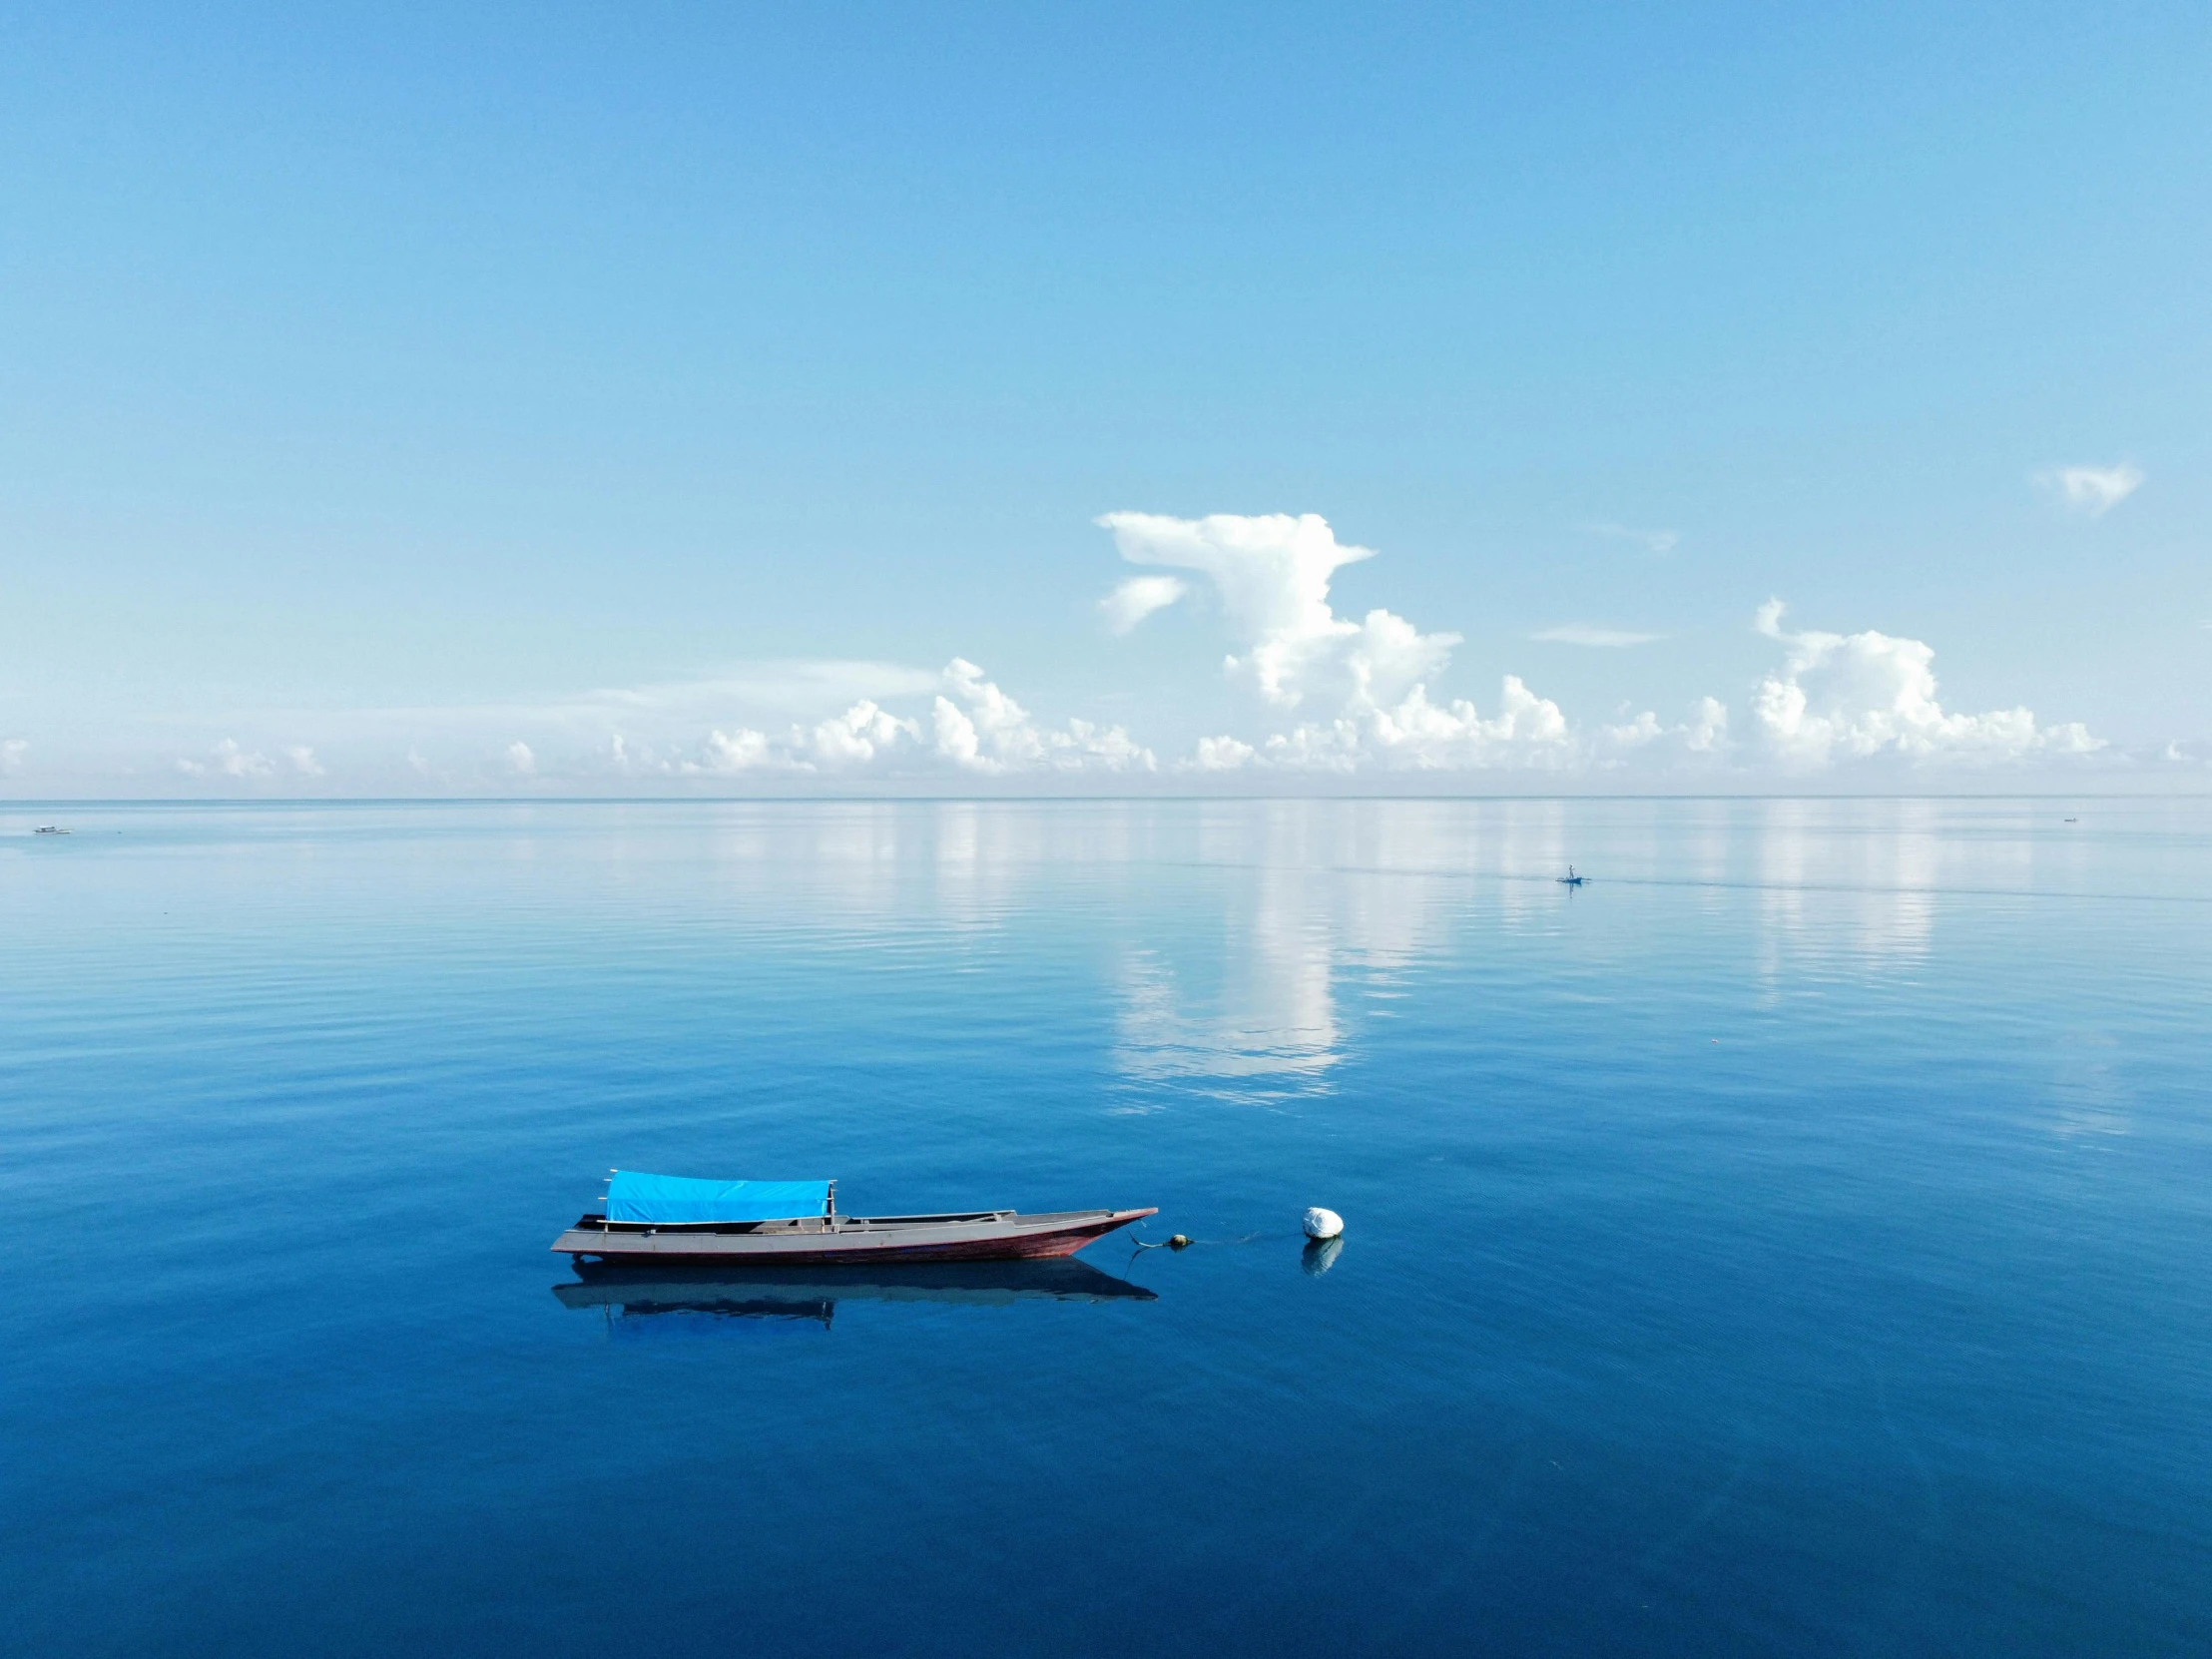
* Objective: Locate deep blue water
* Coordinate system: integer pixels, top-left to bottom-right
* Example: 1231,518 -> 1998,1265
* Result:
3,798 -> 2209,1657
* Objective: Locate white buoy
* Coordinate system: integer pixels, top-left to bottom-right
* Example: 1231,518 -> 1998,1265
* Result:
1303,1206 -> 1344,1241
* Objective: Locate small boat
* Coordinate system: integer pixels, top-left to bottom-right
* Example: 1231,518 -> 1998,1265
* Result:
551,1171 -> 1157,1266
33,826 -> 68,835
1557,864 -> 1586,886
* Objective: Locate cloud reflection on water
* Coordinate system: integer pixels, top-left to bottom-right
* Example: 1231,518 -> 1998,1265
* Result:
691,798 -> 2100,1092
1111,804 -> 1475,1092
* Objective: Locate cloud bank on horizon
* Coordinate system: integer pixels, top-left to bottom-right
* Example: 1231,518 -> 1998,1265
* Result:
1088,512 -> 2102,777
528,655 -> 1156,782
3,510 -> 2152,793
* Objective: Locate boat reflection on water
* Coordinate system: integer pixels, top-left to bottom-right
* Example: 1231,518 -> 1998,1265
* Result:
553,1257 -> 1158,1330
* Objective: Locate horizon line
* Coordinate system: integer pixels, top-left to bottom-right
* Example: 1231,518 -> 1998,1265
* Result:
6,792 -> 2207,808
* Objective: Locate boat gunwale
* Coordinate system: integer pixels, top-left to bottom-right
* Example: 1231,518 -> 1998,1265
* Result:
550,1206 -> 1157,1260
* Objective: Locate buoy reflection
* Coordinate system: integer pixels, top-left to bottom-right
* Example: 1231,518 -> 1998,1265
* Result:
1302,1236 -> 1344,1276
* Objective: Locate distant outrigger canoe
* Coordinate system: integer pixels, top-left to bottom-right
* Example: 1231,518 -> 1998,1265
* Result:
551,1171 -> 1156,1266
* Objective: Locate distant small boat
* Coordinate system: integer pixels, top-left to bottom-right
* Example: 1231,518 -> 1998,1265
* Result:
551,1171 -> 1156,1266
1557,865 -> 1587,886
33,826 -> 68,835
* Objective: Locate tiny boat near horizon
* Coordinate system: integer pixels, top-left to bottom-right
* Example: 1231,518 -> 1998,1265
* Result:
551,1171 -> 1157,1266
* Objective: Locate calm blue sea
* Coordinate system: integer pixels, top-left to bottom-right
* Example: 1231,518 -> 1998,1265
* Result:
3,799 -> 2208,1656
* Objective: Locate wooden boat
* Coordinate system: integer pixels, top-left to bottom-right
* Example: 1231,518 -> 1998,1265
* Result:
551,1170 -> 1156,1266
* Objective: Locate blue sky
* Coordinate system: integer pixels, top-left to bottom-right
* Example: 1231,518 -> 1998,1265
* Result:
3,2 -> 2207,793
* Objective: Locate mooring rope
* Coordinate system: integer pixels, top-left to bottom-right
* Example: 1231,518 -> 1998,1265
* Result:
1127,1229 -> 1268,1253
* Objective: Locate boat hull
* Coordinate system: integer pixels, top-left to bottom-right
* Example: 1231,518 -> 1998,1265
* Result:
550,1206 -> 1156,1265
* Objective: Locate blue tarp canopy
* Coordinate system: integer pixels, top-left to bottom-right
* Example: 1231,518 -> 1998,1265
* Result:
606,1171 -> 831,1224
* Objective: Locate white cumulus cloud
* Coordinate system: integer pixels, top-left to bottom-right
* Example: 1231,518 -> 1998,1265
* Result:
2040,462 -> 2144,517
1100,575 -> 1188,634
0,739 -> 26,776
1104,510 -> 1589,774
809,700 -> 918,769
1189,735 -> 1258,772
1685,696 -> 1730,755
1752,601 -> 2099,768
1582,698 -> 1734,767
1098,510 -> 1460,709
178,739 -> 276,779
505,742 -> 536,776
1254,676 -> 1575,773
662,659 -> 1154,780
692,728 -> 775,774
932,658 -> 1153,774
